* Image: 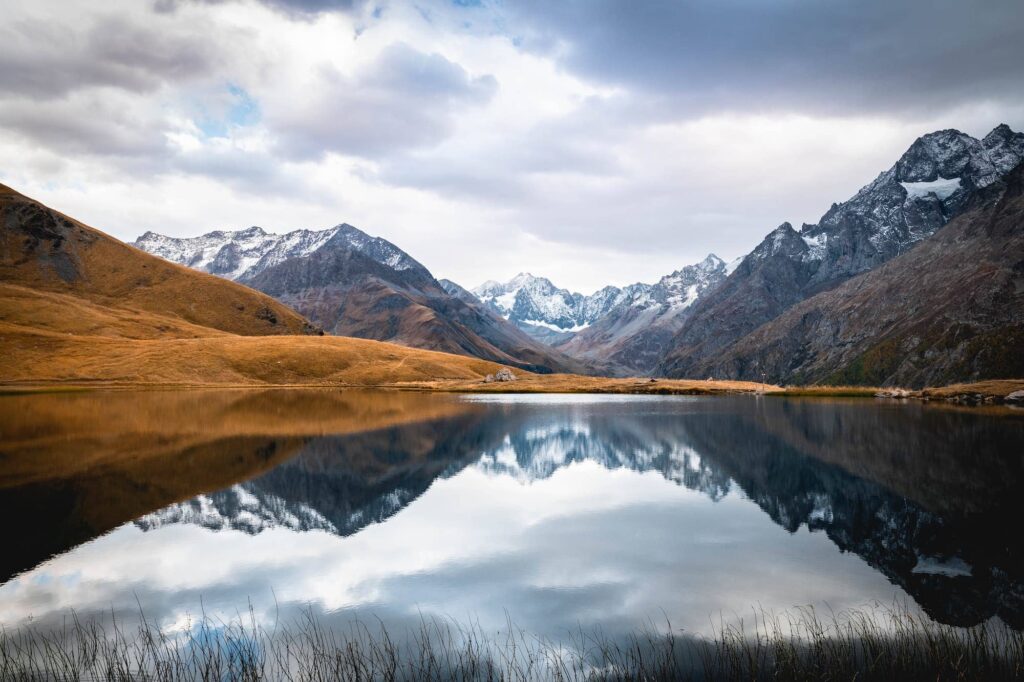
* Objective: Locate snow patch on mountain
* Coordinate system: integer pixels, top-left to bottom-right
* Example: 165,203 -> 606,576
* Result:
802,233 -> 828,261
524,319 -> 590,332
666,283 -> 700,308
799,125 -> 1024,261
900,177 -> 962,200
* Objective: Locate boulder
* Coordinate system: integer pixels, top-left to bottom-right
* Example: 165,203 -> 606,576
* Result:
495,368 -> 517,382
875,388 -> 911,399
1004,390 -> 1024,405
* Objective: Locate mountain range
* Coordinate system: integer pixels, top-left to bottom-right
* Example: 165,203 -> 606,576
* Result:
131,123 -> 1024,386
470,255 -> 736,374
4,123 -> 1021,389
136,223 -> 738,377
135,224 -> 587,375
467,124 -> 1024,384
675,166 -> 1024,386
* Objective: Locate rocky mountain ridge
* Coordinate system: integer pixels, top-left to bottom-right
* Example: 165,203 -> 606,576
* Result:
469,254 -> 733,372
132,123 -> 1024,385
683,160 -> 1024,387
472,273 -> 618,338
555,254 -> 734,374
659,123 -> 1024,380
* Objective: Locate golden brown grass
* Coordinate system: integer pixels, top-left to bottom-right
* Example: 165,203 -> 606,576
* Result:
920,379 -> 1024,399
0,184 -> 529,389
768,380 -> 1024,401
0,282 -> 774,393
0,388 -> 473,487
0,283 -> 236,339
0,323 -> 506,388
770,385 -> 889,397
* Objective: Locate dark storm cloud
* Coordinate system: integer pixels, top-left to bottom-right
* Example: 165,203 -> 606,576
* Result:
0,16 -> 220,100
503,0 -> 1024,116
270,43 -> 498,160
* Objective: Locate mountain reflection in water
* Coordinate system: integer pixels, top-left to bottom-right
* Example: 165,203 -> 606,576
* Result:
1,391 -> 1022,635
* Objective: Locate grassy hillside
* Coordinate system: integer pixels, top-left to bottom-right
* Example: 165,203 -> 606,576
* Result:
0,184 -> 509,386
0,183 -> 316,338
1,320 -> 504,386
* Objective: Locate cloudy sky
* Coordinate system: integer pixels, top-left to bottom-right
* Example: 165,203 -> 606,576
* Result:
2,0 -> 1022,292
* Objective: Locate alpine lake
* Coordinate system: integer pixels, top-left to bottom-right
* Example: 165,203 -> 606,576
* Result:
1,388 -> 1022,675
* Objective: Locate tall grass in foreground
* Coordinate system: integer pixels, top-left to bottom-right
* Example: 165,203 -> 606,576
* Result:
1,603 -> 1022,681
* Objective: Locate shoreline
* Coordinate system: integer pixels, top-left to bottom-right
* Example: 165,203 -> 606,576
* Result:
2,376 -> 1022,407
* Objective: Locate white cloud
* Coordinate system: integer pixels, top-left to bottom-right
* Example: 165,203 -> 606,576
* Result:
1,0 -> 1022,293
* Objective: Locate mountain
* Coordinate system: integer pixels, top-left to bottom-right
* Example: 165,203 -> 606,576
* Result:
555,255 -> 732,375
471,273 -> 623,343
470,256 -> 733,375
438,277 -> 480,304
0,183 -> 510,386
673,160 -> 1024,387
136,225 -> 588,375
659,124 -> 1024,380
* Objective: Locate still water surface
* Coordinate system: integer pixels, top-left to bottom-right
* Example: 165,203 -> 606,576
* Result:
1,390 -> 1022,640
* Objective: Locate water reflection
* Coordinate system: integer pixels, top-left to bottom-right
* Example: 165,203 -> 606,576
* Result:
1,391 -> 1022,636
0,389 -> 472,581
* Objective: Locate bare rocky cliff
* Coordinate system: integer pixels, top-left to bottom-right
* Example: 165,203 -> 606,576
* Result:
674,161 -> 1024,387
659,124 -> 1024,381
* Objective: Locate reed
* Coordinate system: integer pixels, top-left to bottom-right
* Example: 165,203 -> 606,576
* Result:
1,602 -> 1021,681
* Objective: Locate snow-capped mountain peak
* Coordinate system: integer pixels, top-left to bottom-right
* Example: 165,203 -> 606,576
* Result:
134,222 -> 425,282
472,273 -> 590,332
796,124 -> 1024,270
471,253 -> 731,369
657,123 -> 1024,381
654,253 -> 728,310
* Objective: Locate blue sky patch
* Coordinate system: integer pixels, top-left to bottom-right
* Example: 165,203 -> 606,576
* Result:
195,84 -> 261,139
